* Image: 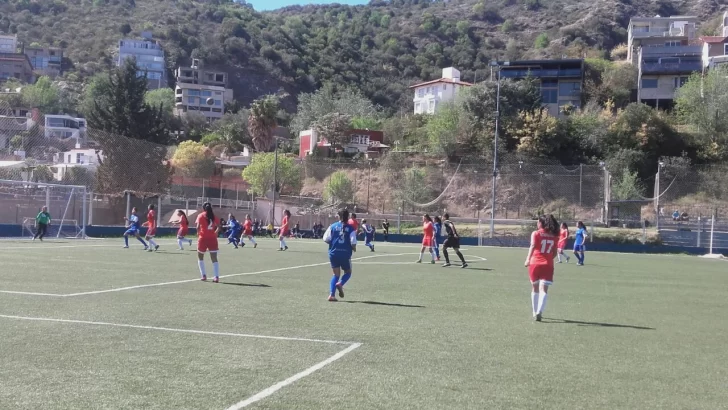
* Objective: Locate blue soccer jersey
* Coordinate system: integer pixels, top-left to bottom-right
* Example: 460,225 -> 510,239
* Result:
574,228 -> 587,246
229,219 -> 242,233
324,221 -> 358,259
128,214 -> 140,231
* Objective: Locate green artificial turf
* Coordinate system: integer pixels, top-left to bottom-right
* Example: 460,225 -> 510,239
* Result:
0,238 -> 726,409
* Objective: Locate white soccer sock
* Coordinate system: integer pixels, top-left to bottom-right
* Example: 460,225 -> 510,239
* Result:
149,238 -> 157,247
280,239 -> 287,248
429,248 -> 435,261
419,251 -> 424,261
537,292 -> 548,314
213,262 -> 219,278
198,260 -> 206,277
249,237 -> 257,244
177,238 -> 183,249
557,253 -> 562,262
531,292 -> 539,316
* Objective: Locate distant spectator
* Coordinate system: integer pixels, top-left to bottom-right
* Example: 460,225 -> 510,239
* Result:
267,221 -> 274,237
680,211 -> 689,221
672,210 -> 680,221
292,222 -> 300,236
381,219 -> 390,241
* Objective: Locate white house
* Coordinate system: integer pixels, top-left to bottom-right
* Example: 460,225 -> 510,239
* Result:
51,147 -> 101,181
409,67 -> 473,115
42,115 -> 87,141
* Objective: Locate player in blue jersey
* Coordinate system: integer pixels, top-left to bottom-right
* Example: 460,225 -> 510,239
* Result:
123,207 -> 148,249
361,219 -> 375,252
573,221 -> 588,266
323,209 -> 358,302
226,214 -> 243,249
433,216 -> 443,261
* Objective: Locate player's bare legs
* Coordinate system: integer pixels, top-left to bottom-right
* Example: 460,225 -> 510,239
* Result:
329,267 -> 341,302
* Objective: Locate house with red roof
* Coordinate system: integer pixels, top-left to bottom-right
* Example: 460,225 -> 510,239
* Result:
409,67 -> 472,115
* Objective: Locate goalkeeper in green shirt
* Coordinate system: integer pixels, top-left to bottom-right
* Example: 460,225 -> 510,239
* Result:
33,206 -> 51,241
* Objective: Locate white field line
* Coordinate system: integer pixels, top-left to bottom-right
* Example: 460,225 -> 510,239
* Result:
0,290 -> 64,297
225,342 -> 362,410
0,244 -> 120,251
0,313 -> 354,345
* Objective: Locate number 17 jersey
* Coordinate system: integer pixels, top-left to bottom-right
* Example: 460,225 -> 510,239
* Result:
530,229 -> 557,266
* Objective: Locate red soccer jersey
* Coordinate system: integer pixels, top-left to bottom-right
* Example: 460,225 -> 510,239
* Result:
348,218 -> 359,232
147,210 -> 156,228
196,214 -> 220,239
281,216 -> 289,233
179,216 -> 189,229
559,228 -> 568,242
530,229 -> 557,266
243,220 -> 253,234
423,221 -> 434,239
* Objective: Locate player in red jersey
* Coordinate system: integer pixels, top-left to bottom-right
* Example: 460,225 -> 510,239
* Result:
348,212 -> 360,235
196,202 -> 221,283
556,222 -> 570,263
524,214 -> 560,322
278,209 -> 291,251
417,214 -> 436,264
173,209 -> 193,250
144,204 -> 159,252
241,214 -> 257,248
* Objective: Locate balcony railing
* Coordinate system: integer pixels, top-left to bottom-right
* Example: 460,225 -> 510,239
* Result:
500,68 -> 582,79
641,62 -> 703,74
641,45 -> 702,56
630,30 -> 671,38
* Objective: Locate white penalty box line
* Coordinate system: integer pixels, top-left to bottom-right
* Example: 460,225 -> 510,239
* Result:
0,313 -> 362,410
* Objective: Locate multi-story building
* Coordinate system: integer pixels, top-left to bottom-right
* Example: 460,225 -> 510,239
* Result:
24,46 -> 63,78
0,34 -> 18,54
410,67 -> 472,115
174,60 -> 233,122
0,53 -> 34,83
701,13 -> 728,70
636,45 -> 702,109
298,128 -> 389,158
51,148 -> 101,182
627,16 -> 699,64
117,32 -> 167,90
43,115 -> 87,141
496,59 -> 584,116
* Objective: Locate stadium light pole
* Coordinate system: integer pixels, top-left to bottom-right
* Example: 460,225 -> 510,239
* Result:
656,160 -> 664,231
489,61 -> 509,238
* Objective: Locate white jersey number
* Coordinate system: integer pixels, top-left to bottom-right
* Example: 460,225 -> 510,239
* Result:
540,239 -> 554,254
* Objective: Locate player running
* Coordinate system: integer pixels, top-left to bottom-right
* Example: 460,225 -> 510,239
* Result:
524,214 -> 560,322
241,214 -> 257,248
348,212 -> 360,234
144,204 -> 159,252
361,219 -> 375,252
433,216 -> 443,261
324,208 -> 358,302
123,207 -> 148,249
557,222 -> 571,263
417,214 -> 436,264
573,221 -> 588,266
442,214 -> 468,268
174,210 -> 193,250
196,202 -> 221,283
226,214 -> 242,249
279,210 -> 291,251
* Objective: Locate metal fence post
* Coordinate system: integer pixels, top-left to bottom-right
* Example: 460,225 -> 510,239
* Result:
125,191 -> 131,219
157,196 -> 162,227
697,215 -> 701,247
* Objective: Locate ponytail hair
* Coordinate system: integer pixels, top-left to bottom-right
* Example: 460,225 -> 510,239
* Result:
177,210 -> 189,225
203,202 -> 215,223
423,213 -> 432,222
538,214 -> 560,236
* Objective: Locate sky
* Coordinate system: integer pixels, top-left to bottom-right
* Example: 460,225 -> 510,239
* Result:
247,0 -> 368,11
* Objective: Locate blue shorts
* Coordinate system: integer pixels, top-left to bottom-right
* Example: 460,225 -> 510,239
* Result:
574,244 -> 586,252
124,228 -> 138,236
329,256 -> 351,272
365,235 -> 374,243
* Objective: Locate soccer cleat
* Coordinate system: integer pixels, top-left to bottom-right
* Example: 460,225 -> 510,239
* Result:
335,282 -> 344,298
566,257 -> 571,263
188,239 -> 193,246
154,245 -> 159,251
254,243 -> 258,248
178,247 -> 184,251
442,263 -> 451,267
461,263 -> 468,268
430,260 -> 436,264
328,295 -> 338,302
147,248 -> 153,252
123,246 -> 129,249
436,257 -> 441,261
557,260 -> 563,264
370,247 -> 375,252
416,260 -> 422,264
240,242 -> 245,247
284,246 -> 288,251
213,277 -> 219,283
278,248 -> 284,251
535,313 -> 542,322
201,275 -> 207,281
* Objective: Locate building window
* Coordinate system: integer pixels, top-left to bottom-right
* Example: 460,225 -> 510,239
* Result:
428,100 -> 435,112
641,78 -> 658,88
216,74 -> 225,82
633,25 -> 650,33
200,106 -> 211,112
443,84 -> 447,90
558,82 -> 581,97
212,108 -> 222,113
674,76 -> 689,88
188,90 -> 200,96
67,155 -> 71,162
176,88 -> 182,95
214,100 -> 222,106
201,90 -> 212,97
724,43 -> 728,55
415,103 -> 421,113
76,153 -> 82,164
214,91 -> 222,96
541,89 -> 558,103
417,89 -> 425,98
665,41 -> 681,47
188,97 -> 196,104
541,79 -> 558,87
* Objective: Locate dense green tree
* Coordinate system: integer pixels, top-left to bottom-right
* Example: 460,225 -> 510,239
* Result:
172,141 -> 215,178
313,112 -> 352,147
291,86 -> 379,136
248,95 -> 279,152
323,171 -> 355,204
21,76 -> 61,114
242,152 -> 301,196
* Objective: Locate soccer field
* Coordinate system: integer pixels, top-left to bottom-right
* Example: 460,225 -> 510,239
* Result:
0,238 -> 727,410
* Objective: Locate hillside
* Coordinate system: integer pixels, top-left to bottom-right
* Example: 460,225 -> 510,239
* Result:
0,0 -> 723,113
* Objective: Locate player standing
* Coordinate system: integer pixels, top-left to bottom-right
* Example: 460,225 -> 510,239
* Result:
573,221 -> 588,266
556,222 -> 570,263
242,214 -> 257,248
381,219 -> 390,242
226,215 -> 242,249
279,210 -> 291,251
417,214 -> 436,264
442,214 -> 468,268
144,204 -> 159,252
524,214 -> 560,321
433,216 -> 443,261
33,206 -> 51,241
174,210 -> 193,250
348,212 -> 360,234
324,209 -> 357,302
123,207 -> 148,249
361,219 -> 375,252
196,202 -> 221,283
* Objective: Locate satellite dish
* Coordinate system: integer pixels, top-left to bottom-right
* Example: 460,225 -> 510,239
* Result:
206,97 -> 215,106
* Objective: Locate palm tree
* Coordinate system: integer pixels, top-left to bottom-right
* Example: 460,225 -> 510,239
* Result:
248,96 -> 279,152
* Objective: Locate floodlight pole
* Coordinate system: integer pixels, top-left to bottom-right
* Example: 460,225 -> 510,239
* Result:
489,64 -> 503,238
271,142 -> 278,225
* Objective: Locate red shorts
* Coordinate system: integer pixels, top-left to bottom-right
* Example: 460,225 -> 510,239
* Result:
280,229 -> 290,237
177,227 -> 189,237
557,240 -> 567,250
529,264 -> 554,284
244,230 -> 253,236
422,237 -> 433,247
197,236 -> 219,253
145,227 -> 156,237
